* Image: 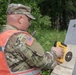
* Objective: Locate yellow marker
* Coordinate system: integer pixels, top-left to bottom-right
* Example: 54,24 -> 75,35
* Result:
54,41 -> 67,63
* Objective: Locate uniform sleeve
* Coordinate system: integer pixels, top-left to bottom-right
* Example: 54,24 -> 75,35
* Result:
6,33 -> 58,70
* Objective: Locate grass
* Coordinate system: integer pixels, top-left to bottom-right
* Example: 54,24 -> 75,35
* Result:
34,29 -> 66,51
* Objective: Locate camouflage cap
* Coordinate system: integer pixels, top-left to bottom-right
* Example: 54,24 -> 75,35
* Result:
6,3 -> 35,19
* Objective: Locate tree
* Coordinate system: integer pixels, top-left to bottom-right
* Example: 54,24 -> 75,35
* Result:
39,0 -> 76,30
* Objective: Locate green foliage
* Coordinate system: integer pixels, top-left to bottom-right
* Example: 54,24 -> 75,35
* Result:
28,2 -> 51,30
33,29 -> 66,51
30,15 -> 51,30
0,0 -> 7,28
39,0 -> 76,30
41,70 -> 50,75
66,0 -> 76,12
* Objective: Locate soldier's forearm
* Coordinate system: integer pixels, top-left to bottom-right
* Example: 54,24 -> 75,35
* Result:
40,51 -> 58,70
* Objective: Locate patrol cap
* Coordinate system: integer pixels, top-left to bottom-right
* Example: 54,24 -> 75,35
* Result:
6,3 -> 35,19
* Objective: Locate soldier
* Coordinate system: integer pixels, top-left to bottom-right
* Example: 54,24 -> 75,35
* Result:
0,3 -> 63,75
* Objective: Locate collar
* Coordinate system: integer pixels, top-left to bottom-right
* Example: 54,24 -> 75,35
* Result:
2,25 -> 19,32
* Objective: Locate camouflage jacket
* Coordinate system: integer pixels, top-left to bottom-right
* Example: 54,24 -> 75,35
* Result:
2,25 -> 58,72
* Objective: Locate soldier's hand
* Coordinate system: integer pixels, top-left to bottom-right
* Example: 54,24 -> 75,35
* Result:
51,47 -> 63,58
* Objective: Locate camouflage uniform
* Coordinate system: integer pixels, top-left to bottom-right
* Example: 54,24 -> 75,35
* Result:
2,25 -> 58,72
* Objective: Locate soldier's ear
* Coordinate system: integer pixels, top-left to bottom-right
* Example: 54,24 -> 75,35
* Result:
18,16 -> 23,24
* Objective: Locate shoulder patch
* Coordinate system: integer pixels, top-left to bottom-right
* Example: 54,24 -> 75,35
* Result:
25,37 -> 34,46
